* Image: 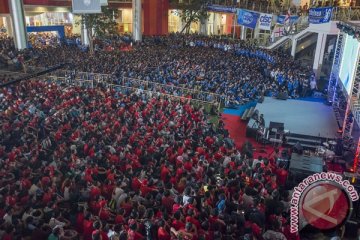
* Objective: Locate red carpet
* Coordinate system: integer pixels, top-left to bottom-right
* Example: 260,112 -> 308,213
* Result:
221,114 -> 276,159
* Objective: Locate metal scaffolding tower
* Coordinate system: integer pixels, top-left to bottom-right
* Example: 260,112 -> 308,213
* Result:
328,32 -> 346,131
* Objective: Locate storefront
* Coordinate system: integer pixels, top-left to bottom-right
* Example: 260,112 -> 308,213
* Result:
168,10 -> 236,35
168,10 -> 199,33
0,16 -> 13,37
208,11 -> 235,35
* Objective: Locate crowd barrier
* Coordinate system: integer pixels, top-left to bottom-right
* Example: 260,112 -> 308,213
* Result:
41,70 -> 225,110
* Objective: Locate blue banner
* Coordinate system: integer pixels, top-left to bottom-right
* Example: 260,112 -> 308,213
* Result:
309,7 -> 333,24
207,4 -> 237,13
237,9 -> 260,29
276,15 -> 299,25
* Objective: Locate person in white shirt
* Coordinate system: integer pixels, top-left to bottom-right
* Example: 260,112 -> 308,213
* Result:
310,78 -> 317,92
3,208 -> 13,225
28,181 -> 40,199
49,212 -> 66,229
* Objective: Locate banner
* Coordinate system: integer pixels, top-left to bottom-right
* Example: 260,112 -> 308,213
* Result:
72,0 -> 101,14
237,9 -> 260,29
258,13 -> 273,30
277,15 -> 299,25
272,26 -> 285,38
207,4 -> 237,13
309,7 -> 333,24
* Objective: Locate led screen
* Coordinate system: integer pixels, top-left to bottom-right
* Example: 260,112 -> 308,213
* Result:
339,35 -> 360,95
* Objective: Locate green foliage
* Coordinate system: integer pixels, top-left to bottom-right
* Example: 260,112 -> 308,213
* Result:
171,0 -> 209,33
75,6 -> 119,53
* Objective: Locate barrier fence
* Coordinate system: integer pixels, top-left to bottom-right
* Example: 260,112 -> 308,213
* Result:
42,70 -> 225,110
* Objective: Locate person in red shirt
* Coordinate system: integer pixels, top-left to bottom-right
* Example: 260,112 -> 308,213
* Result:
161,190 -> 174,214
157,220 -> 171,240
127,219 -> 144,240
76,206 -> 85,234
172,211 -> 185,231
276,163 -> 288,187
2,225 -> 14,240
83,214 -> 94,240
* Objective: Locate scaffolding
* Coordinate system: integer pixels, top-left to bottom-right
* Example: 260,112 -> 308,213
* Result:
331,22 -> 360,173
328,32 -> 346,133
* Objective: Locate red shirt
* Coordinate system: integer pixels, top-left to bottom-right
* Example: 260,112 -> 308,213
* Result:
2,234 -> 12,240
276,168 -> 288,186
90,186 -> 101,200
76,213 -> 84,234
157,227 -> 171,240
115,215 -> 125,224
172,219 -> 185,231
127,229 -> 144,240
161,196 -> 174,213
83,219 -> 94,240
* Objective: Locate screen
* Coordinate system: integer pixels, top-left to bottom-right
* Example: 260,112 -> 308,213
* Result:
72,0 -> 101,14
339,35 -> 360,95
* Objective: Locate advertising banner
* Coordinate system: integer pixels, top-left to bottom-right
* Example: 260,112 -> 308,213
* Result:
277,15 -> 299,25
237,9 -> 260,29
72,0 -> 101,14
207,4 -> 237,13
309,7 -> 333,24
258,13 -> 273,30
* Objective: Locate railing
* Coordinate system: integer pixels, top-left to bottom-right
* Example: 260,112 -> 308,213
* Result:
44,70 -> 225,109
206,0 -> 360,21
332,7 -> 360,21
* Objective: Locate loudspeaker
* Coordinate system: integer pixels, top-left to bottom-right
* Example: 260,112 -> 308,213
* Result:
292,142 -> 303,155
344,220 -> 358,238
277,92 -> 288,100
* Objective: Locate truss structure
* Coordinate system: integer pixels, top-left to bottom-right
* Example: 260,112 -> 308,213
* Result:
328,22 -> 360,164
328,33 -> 346,132
342,36 -> 360,155
333,22 -> 360,172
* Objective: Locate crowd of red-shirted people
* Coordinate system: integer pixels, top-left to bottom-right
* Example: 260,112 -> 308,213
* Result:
0,76 -> 302,240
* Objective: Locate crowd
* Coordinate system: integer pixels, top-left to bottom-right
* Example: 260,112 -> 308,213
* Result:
0,33 -> 345,240
0,37 -> 31,71
24,34 -> 313,105
0,79 -> 304,240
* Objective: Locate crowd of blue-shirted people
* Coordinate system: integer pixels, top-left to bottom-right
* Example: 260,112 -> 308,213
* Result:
1,34 -> 314,108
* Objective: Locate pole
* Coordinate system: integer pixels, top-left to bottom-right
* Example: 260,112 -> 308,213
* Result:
9,0 -> 27,49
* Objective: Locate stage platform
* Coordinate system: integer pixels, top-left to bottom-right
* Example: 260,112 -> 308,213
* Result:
255,97 -> 338,140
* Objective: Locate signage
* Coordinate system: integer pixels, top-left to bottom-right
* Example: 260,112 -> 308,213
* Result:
309,7 -> 333,24
277,15 -> 299,25
259,13 -> 273,30
72,0 -> 102,14
237,9 -> 260,29
207,4 -> 237,13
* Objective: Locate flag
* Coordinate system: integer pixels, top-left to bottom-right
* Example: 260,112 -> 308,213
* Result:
284,8 -> 291,26
272,26 -> 284,38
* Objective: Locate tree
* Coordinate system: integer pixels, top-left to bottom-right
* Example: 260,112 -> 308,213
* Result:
170,0 -> 209,34
76,6 -> 119,54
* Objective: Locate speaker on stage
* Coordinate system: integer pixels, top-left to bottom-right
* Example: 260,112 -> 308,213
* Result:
292,142 -> 303,155
258,95 -> 264,103
277,92 -> 288,100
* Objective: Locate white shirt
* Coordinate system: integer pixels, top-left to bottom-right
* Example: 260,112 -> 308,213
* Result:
64,187 -> 70,201
49,217 -> 66,228
310,80 -> 317,90
28,184 -> 39,197
3,214 -> 12,224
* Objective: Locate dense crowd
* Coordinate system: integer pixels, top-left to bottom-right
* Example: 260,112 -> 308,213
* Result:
0,34 -> 332,240
0,77 -> 311,240
23,34 -> 313,104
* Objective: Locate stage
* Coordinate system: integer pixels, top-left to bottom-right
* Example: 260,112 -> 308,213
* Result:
254,97 -> 338,139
